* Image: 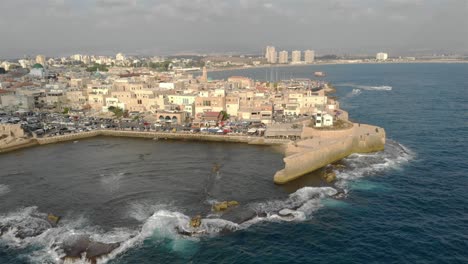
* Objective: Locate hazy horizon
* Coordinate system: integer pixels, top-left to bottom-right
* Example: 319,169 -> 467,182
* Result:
1,0 -> 467,58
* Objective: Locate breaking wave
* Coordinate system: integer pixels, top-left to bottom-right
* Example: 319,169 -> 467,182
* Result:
338,83 -> 393,91
334,139 -> 414,189
100,172 -> 126,193
0,140 -> 413,263
346,88 -> 362,98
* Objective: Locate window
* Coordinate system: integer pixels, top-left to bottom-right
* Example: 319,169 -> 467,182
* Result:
137,99 -> 142,104
203,100 -> 211,106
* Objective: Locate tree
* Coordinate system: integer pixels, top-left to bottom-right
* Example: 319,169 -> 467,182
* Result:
108,106 -> 124,118
217,110 -> 229,122
86,63 -> 109,72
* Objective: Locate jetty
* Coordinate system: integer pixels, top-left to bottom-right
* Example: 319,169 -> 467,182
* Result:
273,122 -> 385,184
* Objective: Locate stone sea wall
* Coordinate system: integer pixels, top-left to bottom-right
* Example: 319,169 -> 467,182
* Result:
34,130 -> 290,146
0,139 -> 38,154
274,124 -> 386,184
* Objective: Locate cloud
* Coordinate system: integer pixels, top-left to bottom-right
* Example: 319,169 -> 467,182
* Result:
0,0 -> 466,57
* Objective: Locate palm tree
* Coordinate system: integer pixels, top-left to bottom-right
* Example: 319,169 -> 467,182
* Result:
217,110 -> 229,122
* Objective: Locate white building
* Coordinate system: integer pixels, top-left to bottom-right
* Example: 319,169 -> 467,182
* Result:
278,51 -> 288,64
376,52 -> 388,61
71,54 -> 83,61
304,50 -> 315,63
116,53 -> 126,61
291,50 -> 301,64
323,114 -> 333,127
314,112 -> 333,127
35,55 -> 46,66
265,46 -> 277,64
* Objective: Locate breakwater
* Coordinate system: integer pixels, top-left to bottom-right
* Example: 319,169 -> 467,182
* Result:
0,130 -> 290,155
273,123 -> 386,184
35,130 -> 290,145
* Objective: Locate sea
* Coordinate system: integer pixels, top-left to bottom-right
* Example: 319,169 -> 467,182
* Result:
0,63 -> 467,263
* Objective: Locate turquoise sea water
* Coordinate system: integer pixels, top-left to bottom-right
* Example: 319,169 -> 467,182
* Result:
1,63 -> 467,263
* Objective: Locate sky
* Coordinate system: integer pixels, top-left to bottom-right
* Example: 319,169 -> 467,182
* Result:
0,0 -> 467,58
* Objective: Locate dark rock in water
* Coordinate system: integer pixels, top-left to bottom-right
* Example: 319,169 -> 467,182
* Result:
14,218 -> 51,239
219,207 -> 260,224
0,225 -> 8,236
333,190 -> 347,199
175,226 -> 206,237
62,234 -> 121,262
323,171 -> 336,183
62,234 -> 91,258
86,241 -> 120,260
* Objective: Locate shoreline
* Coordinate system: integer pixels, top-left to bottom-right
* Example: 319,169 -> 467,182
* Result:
0,130 -> 291,155
205,60 -> 468,74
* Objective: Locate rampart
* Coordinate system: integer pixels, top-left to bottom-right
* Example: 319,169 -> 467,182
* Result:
274,123 -> 386,184
35,130 -> 289,145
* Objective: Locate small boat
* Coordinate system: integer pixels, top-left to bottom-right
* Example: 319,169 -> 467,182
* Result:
314,71 -> 326,77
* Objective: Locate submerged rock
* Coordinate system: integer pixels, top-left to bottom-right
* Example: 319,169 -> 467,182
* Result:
190,215 -> 202,228
332,163 -> 346,170
218,206 -> 268,225
47,213 -> 61,227
62,234 -> 121,263
212,201 -> 239,212
14,218 -> 52,239
0,225 -> 7,236
323,171 -> 336,183
62,234 -> 91,258
86,241 -> 120,260
175,226 -> 207,237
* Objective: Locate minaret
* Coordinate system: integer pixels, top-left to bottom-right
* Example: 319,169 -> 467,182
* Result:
201,66 -> 208,82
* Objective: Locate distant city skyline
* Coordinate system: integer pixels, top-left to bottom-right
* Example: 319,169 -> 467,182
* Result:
0,0 -> 467,58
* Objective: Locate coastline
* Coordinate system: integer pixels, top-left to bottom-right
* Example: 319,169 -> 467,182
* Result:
205,60 -> 468,73
0,130 -> 290,155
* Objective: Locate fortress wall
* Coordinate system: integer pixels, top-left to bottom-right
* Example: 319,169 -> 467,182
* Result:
301,125 -> 354,139
0,139 -> 38,154
36,131 -> 101,145
274,125 -> 385,184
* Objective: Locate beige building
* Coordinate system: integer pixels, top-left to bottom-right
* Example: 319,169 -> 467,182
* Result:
288,91 -> 327,114
35,55 -> 46,66
227,76 -> 253,89
154,111 -> 187,125
226,95 -> 240,118
278,51 -> 288,64
304,50 -> 315,63
291,50 -> 301,64
265,46 -> 277,64
194,96 -> 226,117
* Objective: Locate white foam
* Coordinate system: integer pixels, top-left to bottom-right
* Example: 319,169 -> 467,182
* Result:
335,140 -> 414,189
0,184 -> 10,196
100,172 -> 125,193
127,201 -> 170,222
339,83 -> 393,91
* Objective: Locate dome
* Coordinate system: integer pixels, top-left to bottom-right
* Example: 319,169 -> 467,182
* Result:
32,63 -> 44,69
